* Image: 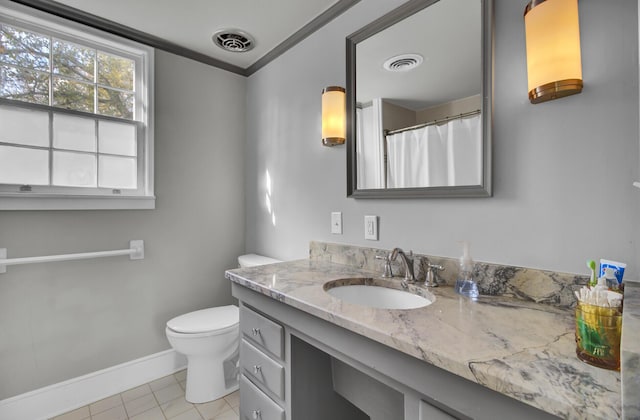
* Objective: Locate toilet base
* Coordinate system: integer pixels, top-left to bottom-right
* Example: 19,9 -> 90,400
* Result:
184,356 -> 238,403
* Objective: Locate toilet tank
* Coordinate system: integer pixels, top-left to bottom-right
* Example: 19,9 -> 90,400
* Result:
238,253 -> 281,268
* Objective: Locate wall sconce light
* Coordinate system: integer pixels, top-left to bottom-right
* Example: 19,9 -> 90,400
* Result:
524,0 -> 582,104
321,86 -> 346,146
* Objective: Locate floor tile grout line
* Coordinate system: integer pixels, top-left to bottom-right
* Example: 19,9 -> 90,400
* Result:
120,390 -> 131,419
150,385 -> 168,420
88,393 -> 125,419
122,386 -> 167,420
147,372 -> 182,419
121,388 -> 157,419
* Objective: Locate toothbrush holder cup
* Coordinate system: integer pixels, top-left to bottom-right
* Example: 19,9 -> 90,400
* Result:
575,302 -> 622,371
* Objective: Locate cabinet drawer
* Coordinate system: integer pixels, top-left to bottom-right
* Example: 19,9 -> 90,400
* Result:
241,306 -> 283,359
241,338 -> 285,399
240,374 -> 285,420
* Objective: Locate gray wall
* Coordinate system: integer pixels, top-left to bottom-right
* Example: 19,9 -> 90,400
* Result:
246,0 -> 640,279
0,51 -> 246,399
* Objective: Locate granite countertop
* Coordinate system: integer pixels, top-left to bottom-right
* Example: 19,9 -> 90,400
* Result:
226,259 -> 622,419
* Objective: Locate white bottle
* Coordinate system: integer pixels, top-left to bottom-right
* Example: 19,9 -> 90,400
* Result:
603,267 -> 619,291
455,241 -> 479,299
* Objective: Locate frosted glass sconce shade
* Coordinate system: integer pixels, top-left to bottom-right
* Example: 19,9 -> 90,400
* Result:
321,86 -> 346,146
524,0 -> 582,104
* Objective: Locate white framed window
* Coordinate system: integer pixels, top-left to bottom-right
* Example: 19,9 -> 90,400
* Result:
0,3 -> 154,210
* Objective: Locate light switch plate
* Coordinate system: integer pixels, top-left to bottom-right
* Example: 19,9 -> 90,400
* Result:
331,212 -> 342,234
364,215 -> 378,240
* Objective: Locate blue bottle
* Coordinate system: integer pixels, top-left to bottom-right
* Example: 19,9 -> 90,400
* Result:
455,241 -> 478,299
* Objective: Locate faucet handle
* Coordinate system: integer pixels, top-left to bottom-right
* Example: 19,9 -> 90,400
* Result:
425,263 -> 444,287
375,255 -> 393,278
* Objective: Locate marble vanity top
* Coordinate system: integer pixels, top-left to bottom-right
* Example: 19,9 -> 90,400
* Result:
226,259 -> 622,419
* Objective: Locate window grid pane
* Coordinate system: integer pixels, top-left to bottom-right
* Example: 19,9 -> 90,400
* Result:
53,77 -> 94,113
97,86 -> 133,119
52,150 -> 97,187
53,113 -> 96,152
0,24 -> 50,71
98,154 -> 136,189
98,51 -> 133,91
0,105 -> 49,147
0,144 -> 49,185
98,120 -> 136,156
52,38 -> 95,83
0,64 -> 49,105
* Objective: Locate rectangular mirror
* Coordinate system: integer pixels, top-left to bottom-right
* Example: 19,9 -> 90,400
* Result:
346,0 -> 493,198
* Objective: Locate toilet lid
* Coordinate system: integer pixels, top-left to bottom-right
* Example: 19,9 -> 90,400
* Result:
166,305 -> 239,334
238,254 -> 281,268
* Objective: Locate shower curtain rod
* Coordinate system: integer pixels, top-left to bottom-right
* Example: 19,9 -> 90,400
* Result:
0,240 -> 144,274
384,109 -> 481,136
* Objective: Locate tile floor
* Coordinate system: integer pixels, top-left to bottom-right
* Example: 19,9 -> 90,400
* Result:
51,370 -> 239,420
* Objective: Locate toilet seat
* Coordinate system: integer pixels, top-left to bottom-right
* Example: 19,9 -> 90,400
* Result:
166,305 -> 238,334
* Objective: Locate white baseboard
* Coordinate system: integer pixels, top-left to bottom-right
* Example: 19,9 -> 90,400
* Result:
0,349 -> 187,420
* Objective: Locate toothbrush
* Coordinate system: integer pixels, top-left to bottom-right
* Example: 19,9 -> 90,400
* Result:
587,260 -> 597,287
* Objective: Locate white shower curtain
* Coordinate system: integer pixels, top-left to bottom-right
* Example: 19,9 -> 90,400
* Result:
356,100 -> 385,189
386,113 -> 482,188
446,114 -> 482,186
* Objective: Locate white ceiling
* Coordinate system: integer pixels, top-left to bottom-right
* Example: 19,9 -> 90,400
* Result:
51,0 -> 342,69
357,0 -> 481,110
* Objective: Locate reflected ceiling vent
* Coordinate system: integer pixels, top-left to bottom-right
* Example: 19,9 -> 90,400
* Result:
212,29 -> 255,53
383,54 -> 424,72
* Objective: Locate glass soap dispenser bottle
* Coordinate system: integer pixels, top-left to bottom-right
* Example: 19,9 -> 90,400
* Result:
455,241 -> 479,299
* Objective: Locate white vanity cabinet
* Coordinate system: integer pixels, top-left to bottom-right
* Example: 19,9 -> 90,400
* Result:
233,284 -> 560,420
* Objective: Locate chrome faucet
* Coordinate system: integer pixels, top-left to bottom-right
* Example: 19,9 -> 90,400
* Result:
389,248 -> 416,283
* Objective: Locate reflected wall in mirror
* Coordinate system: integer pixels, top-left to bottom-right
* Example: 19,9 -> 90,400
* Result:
346,0 -> 493,198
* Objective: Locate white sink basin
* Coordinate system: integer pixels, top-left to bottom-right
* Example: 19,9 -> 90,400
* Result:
324,279 -> 434,310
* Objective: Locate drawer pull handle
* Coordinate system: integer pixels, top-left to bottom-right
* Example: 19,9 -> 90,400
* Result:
253,364 -> 262,374
252,409 -> 261,419
251,327 -> 261,336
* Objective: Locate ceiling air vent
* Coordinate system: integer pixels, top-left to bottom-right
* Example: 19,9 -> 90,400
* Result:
212,29 -> 255,53
383,54 -> 424,72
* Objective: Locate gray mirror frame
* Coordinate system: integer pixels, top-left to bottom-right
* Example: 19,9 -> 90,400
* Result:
346,0 -> 494,198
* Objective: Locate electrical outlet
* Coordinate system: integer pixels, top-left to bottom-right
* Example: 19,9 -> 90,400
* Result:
331,212 -> 342,234
364,215 -> 378,240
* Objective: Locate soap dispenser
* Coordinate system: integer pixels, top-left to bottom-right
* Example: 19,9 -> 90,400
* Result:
455,241 -> 479,299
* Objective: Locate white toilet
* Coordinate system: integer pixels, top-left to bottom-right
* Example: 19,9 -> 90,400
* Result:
166,305 -> 239,403
165,253 -> 280,403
